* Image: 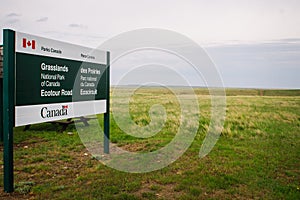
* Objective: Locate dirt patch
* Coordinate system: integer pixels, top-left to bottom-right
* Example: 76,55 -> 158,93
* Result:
0,191 -> 34,200
133,181 -> 183,199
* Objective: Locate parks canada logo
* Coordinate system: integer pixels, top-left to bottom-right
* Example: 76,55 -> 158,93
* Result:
41,105 -> 68,118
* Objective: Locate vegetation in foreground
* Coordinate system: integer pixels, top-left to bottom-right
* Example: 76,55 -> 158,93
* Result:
0,88 -> 299,199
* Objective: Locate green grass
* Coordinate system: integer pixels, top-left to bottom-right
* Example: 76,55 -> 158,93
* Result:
0,88 -> 299,199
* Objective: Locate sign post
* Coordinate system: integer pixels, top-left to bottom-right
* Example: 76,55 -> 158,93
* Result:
1,29 -> 110,192
3,29 -> 15,193
104,52 -> 110,154
0,75 -> 2,142
0,44 -> 3,142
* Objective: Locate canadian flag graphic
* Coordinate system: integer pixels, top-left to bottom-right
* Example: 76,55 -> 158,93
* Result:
22,38 -> 36,49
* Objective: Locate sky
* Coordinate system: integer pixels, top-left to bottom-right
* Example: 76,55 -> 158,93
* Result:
1,0 -> 300,89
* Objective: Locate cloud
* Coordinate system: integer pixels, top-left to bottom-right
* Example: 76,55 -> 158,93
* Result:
273,38 -> 300,44
3,12 -> 21,24
205,40 -> 300,89
202,38 -> 300,48
6,18 -> 20,24
6,13 -> 21,17
36,17 -> 48,22
69,23 -> 87,29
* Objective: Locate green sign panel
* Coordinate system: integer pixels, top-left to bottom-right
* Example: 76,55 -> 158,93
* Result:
16,53 -> 107,106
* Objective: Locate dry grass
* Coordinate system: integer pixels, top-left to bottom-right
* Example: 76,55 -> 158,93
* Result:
0,88 -> 299,199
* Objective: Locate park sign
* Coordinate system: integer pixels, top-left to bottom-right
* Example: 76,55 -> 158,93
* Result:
1,29 -> 110,192
15,31 -> 108,126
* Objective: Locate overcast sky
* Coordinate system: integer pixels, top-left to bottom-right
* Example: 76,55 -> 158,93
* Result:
1,0 -> 300,88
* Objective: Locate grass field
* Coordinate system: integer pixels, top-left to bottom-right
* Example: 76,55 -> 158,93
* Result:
0,88 -> 299,199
